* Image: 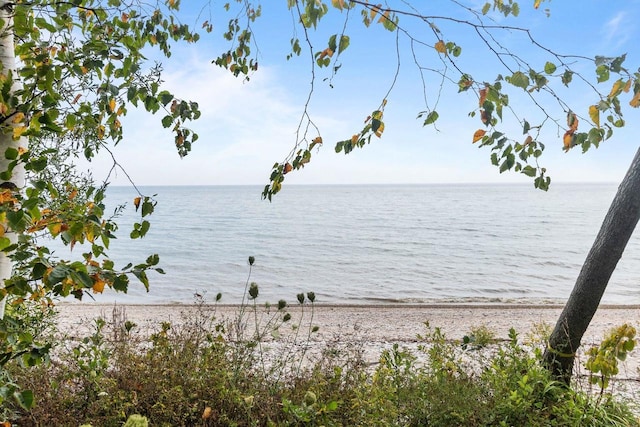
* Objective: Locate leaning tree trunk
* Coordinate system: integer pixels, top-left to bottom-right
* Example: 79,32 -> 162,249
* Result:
0,1 -> 27,319
543,146 -> 640,383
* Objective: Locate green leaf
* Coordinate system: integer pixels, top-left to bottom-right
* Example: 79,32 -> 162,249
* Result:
481,2 -> 491,14
15,389 -> 34,410
0,237 -> 11,251
141,199 -> 154,217
507,71 -> 529,90
338,35 -> 350,54
4,147 -> 18,160
596,65 -> 610,83
544,62 -> 556,74
423,111 -> 439,126
161,115 -> 173,128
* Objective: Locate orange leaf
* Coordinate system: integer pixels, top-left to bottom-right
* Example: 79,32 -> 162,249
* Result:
524,135 -> 533,146
370,4 -> 381,20
434,40 -> 446,54
283,163 -> 293,174
92,277 -> 106,293
623,79 -> 632,93
478,88 -> 487,107
563,130 -> 574,152
133,197 -> 141,211
312,136 -> 323,145
472,129 -> 486,143
630,91 -> 640,108
203,407 -> 213,420
378,9 -> 391,23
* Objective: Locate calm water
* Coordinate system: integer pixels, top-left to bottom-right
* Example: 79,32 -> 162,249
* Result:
53,184 -> 640,305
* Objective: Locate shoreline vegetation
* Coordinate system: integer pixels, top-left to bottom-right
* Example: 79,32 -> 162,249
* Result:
6,301 -> 639,425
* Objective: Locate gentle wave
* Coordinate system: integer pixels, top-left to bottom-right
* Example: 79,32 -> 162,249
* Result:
47,183 -> 640,305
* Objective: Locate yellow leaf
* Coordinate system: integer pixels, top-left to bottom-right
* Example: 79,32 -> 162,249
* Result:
331,0 -> 345,10
589,105 -> 600,128
49,222 -> 62,236
12,112 -> 24,124
472,129 -> 486,143
84,225 -> 95,243
12,126 -> 27,139
108,98 -> 116,113
630,91 -> 640,108
0,103 -> 8,115
17,146 -> 27,156
608,79 -> 624,99
434,40 -> 446,54
97,125 -> 105,139
623,79 -> 632,93
534,0 -> 542,9
0,224 -> 5,237
563,130 -> 574,152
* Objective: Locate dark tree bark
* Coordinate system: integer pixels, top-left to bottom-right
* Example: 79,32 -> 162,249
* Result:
543,147 -> 640,383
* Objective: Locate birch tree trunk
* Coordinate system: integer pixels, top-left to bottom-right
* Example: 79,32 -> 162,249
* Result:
0,2 -> 27,319
543,146 -> 640,382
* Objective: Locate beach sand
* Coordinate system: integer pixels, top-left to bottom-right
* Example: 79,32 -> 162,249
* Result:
55,303 -> 640,378
55,303 -> 640,344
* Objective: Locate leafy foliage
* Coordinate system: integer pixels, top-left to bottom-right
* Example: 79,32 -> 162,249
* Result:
211,1 -> 640,198
6,306 -> 638,425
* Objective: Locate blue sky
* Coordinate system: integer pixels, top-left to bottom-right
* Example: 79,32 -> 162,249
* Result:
90,1 -> 640,188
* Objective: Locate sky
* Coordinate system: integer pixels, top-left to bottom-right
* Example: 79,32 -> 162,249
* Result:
86,1 -> 640,188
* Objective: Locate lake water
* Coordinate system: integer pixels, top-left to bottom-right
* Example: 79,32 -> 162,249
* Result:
53,183 -> 640,305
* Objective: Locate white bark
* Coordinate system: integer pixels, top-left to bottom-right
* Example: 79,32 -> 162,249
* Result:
0,2 -> 27,319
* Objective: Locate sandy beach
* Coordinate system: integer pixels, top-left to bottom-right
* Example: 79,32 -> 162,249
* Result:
54,303 -> 640,378
55,303 -> 640,344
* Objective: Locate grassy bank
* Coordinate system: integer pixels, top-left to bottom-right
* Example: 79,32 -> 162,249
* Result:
3,296 -> 639,426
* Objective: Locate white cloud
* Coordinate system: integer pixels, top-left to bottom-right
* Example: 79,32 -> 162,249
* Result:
602,11 -> 632,49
